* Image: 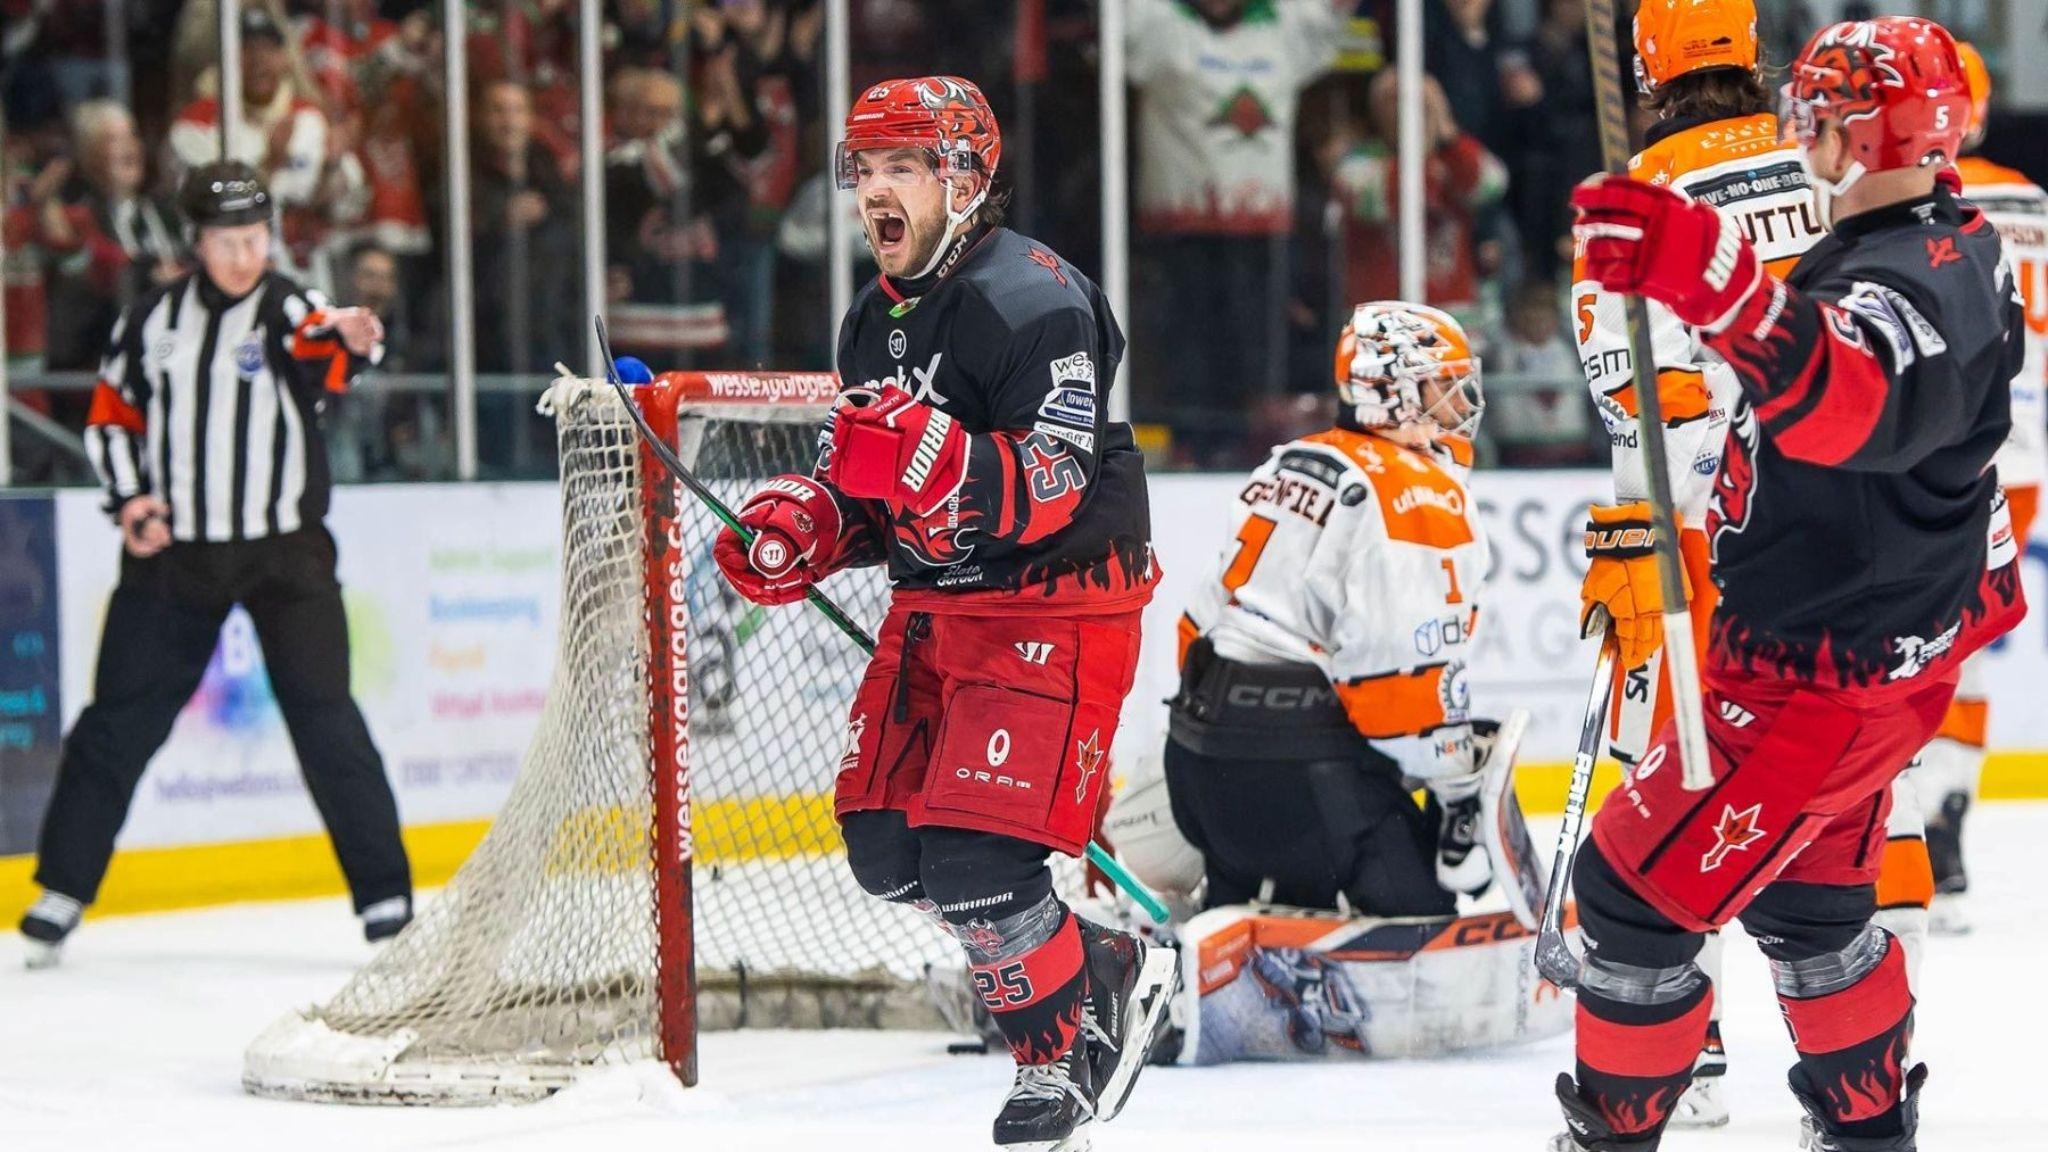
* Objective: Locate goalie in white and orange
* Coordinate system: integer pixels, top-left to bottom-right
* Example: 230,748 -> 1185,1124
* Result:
1105,303 -> 1571,1065
1162,301 -> 1496,914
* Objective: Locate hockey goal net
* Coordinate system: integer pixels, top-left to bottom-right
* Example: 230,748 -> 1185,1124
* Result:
243,372 -> 959,1104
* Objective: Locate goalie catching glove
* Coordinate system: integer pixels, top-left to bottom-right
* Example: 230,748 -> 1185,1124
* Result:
713,475 -> 847,605
1572,173 -> 1763,334
1582,502 -> 1689,670
823,384 -> 969,515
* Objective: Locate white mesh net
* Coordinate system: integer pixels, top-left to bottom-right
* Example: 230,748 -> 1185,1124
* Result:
242,379 -> 957,1104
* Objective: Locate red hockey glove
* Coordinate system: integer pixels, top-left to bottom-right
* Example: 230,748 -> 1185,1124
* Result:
713,475 -> 846,606
822,385 -> 969,515
1572,174 -> 1763,334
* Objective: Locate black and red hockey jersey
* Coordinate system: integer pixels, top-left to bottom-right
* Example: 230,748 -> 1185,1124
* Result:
830,224 -> 1155,612
1703,184 -> 2027,692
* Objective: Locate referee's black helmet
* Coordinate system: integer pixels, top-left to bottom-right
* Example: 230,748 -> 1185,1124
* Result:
179,161 -> 273,234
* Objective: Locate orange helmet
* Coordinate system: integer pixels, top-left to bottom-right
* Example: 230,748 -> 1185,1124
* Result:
1333,302 -> 1483,440
1633,0 -> 1759,94
1957,41 -> 1991,140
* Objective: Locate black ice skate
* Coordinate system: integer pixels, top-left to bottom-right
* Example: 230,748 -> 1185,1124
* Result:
1926,791 -> 1972,936
993,1042 -> 1095,1152
1546,1074 -> 1664,1152
359,895 -> 413,943
1792,1062 -> 1925,1152
1437,793 -> 1492,897
1076,918 -> 1179,1124
19,890 -> 84,970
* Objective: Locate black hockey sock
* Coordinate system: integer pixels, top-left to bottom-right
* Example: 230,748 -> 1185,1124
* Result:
1574,977 -> 1712,1138
1778,930 -> 1915,1139
961,899 -> 1087,1067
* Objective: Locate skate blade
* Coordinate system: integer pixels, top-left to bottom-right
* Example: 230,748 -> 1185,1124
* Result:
997,1119 -> 1093,1152
1094,947 -> 1180,1123
22,939 -> 62,970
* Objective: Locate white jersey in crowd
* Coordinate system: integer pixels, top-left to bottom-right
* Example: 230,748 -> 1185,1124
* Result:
1957,155 -> 2048,490
1181,428 -> 1488,781
1126,0 -> 1340,235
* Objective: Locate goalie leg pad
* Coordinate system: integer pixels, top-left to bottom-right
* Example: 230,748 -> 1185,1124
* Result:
1173,903 -> 1572,1064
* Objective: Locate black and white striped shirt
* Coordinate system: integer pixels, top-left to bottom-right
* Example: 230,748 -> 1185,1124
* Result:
85,271 -> 374,542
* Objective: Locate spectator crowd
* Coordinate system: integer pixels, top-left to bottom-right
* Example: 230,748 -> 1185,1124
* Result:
0,0 -> 1895,476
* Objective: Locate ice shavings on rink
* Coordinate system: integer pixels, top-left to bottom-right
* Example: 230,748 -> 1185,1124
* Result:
6,804 -> 2045,1152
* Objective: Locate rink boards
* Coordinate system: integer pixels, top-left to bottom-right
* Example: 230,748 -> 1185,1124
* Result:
2,472 -> 2045,921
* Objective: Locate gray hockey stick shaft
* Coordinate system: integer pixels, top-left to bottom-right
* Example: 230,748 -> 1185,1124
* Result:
1534,617 -> 1621,989
1583,0 -> 1714,793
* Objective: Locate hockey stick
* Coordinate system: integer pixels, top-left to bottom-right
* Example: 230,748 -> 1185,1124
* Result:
1534,613 -> 1620,990
1583,0 -> 1713,794
581,323 -> 1171,924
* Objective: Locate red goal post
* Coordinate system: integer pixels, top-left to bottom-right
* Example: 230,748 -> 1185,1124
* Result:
636,370 -> 839,1086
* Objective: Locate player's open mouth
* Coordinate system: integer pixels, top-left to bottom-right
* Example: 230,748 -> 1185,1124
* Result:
870,211 -> 907,252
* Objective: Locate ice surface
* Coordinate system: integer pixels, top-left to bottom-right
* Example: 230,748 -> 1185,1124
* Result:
6,805 -> 2045,1151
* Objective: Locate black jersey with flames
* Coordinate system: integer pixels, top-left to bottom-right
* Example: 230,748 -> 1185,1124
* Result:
830,225 -> 1154,610
1705,185 -> 2026,691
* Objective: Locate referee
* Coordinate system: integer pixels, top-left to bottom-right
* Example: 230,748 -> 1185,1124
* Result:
18,162 -> 413,966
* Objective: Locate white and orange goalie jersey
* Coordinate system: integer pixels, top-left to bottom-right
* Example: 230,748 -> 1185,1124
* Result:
1571,111 -> 1826,759
1179,428 -> 1488,782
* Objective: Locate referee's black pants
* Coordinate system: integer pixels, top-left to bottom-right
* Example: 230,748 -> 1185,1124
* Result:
34,526 -> 412,913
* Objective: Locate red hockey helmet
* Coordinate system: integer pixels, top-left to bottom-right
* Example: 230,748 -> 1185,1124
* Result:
835,76 -> 1002,192
1781,17 -> 1970,175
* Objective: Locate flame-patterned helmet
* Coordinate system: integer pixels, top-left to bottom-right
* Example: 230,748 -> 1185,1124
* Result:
1332,302 -> 1483,441
1957,40 -> 1991,141
1633,0 -> 1758,94
835,75 -> 1002,191
1782,18 -> 1970,175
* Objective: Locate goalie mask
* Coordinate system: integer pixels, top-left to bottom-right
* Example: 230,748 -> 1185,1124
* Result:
1332,303 -> 1484,442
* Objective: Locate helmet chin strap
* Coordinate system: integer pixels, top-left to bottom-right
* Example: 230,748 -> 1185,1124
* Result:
907,174 -> 988,280
1801,152 -> 1867,231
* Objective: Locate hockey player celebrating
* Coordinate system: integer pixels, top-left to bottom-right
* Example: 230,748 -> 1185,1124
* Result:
1912,41 -> 2048,935
711,76 -> 1174,1151
1162,302 -> 1492,917
1557,17 -> 2025,1152
1571,0 -> 1926,1128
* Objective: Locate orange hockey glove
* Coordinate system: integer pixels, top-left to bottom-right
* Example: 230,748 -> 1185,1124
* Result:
1581,502 -> 1689,670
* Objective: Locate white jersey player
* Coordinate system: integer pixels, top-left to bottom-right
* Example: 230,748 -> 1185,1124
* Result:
1167,301 -> 1492,909
1117,303 -> 1574,1069
1915,42 -> 2048,933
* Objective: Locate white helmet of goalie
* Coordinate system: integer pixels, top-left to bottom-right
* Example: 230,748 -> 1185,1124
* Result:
1332,302 -> 1484,443
1101,751 -> 1204,906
